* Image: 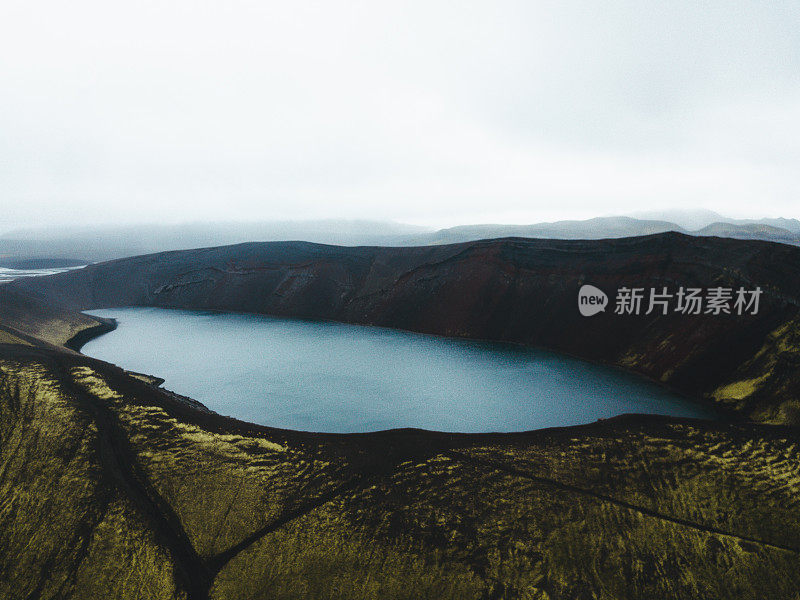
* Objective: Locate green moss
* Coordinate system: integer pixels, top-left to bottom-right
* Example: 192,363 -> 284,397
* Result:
2,353 -> 800,599
0,330 -> 29,345
712,375 -> 768,403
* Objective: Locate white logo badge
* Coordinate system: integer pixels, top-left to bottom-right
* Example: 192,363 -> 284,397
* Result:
578,284 -> 608,317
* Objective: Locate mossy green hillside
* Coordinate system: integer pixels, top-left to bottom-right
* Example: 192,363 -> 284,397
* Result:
2,346 -> 798,599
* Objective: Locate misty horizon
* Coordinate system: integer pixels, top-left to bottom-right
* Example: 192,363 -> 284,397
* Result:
1,208 -> 797,238
2,1 -> 799,232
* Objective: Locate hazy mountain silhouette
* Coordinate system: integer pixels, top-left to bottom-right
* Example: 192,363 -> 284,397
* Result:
629,209 -> 727,230
0,220 -> 432,263
630,209 -> 800,235
2,213 -> 799,264
694,222 -> 800,244
402,217 -> 686,245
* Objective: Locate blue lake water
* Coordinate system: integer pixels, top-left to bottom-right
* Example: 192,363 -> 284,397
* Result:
82,307 -> 715,433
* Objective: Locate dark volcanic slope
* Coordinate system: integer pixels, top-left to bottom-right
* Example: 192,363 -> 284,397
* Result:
0,285 -> 112,349
13,232 -> 800,424
2,345 -> 799,600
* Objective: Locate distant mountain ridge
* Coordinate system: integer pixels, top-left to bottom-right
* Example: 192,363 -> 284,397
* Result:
0,220 -> 432,263
402,216 -> 800,246
630,209 -> 800,233
1,213 -> 799,263
402,217 -> 687,245
694,222 -> 800,244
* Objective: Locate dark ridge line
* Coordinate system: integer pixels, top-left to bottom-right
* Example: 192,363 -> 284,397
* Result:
206,475 -> 248,555
206,472 -> 373,576
0,323 -> 71,353
444,450 -> 800,555
56,363 -> 213,600
52,491 -> 114,599
64,317 -> 117,352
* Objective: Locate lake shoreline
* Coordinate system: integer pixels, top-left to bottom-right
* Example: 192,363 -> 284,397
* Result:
65,315 -> 118,352
80,306 -> 722,434
79,304 -> 734,426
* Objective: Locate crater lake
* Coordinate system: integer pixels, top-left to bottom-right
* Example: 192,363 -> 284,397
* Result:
81,307 -> 716,433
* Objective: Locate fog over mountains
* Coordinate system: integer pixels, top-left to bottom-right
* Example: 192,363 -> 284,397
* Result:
1,211 -> 799,265
628,209 -> 800,233
0,220 -> 429,265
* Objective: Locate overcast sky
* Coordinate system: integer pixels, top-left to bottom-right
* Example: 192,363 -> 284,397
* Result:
1,0 -> 798,231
